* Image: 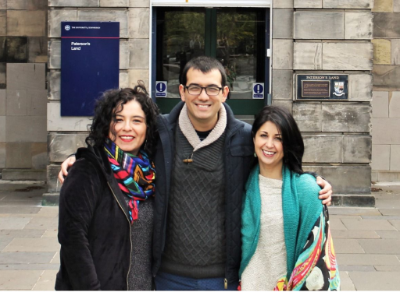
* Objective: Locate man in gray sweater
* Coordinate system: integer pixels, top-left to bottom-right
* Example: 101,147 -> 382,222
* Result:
59,56 -> 332,290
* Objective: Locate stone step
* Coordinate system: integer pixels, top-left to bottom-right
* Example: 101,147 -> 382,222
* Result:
332,194 -> 375,207
42,193 -> 59,206
2,169 -> 46,181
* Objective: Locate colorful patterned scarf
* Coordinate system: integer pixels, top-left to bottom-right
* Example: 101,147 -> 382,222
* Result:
104,139 -> 156,224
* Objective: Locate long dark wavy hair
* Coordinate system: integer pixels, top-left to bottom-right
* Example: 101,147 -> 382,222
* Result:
252,105 -> 304,174
86,82 -> 159,157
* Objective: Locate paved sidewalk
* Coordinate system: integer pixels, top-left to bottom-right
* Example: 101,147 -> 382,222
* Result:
0,181 -> 400,290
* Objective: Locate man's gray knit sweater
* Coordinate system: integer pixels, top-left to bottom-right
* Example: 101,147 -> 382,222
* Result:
160,124 -> 227,279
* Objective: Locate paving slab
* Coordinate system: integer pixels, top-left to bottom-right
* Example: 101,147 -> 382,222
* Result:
0,229 -> 44,238
331,230 -> 380,239
0,217 -> 31,229
329,207 -> 381,216
341,218 -> 396,230
24,217 -> 58,230
50,252 -> 60,264
348,271 -> 400,290
0,237 -> 12,251
33,270 -> 57,291
389,220 -> 400,230
375,199 -> 400,209
339,265 -> 375,271
375,265 -> 400,271
358,239 -> 400,254
334,239 -> 365,253
336,254 -> 400,265
339,271 -> 356,291
376,230 -> 400,238
0,206 -> 41,214
0,252 -> 56,264
329,218 -> 348,230
36,207 -> 58,218
0,263 -> 59,270
379,209 -> 400,216
0,270 -> 43,290
3,238 -> 60,252
330,215 -> 363,219
362,215 -> 400,220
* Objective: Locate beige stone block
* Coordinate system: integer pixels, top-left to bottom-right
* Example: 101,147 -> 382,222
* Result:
128,39 -> 149,69
7,0 -> 47,9
294,0 -> 322,8
48,70 -> 61,100
48,133 -> 87,163
377,171 -> 400,181
395,0 -> 400,11
128,8 -> 149,39
7,63 -> 46,90
271,100 -> 293,113
28,37 -> 48,63
48,9 -> 78,38
0,116 -> 5,142
49,0 -> 99,6
294,11 -> 344,39
272,39 -> 293,70
343,135 -> 371,163
392,39 -> 400,65
7,11 -> 46,37
119,71 -> 129,88
31,142 -> 47,169
128,69 -> 149,89
374,13 -> 400,38
273,9 -> 293,39
0,10 -> 6,36
293,42 -> 322,70
372,39 -> 391,65
78,9 -> 128,38
389,91 -> 400,117
390,145 -> 400,170
48,40 -> 61,69
322,103 -> 371,132
5,142 -> 32,168
120,40 -> 129,69
6,116 -> 47,143
293,102 -> 322,131
0,270 -> 43,290
349,74 -> 372,101
272,69 -> 292,100
324,0 -> 372,8
100,0 -> 129,6
0,89 -> 5,115
303,135 -> 343,163
274,0 -> 294,8
372,117 -> 400,144
129,0 -> 149,7
0,0 -> 5,9
372,0 -> 393,11
3,238 -> 60,252
373,65 -> 400,90
323,42 -> 373,70
372,91 -> 389,117
345,12 -> 373,40
47,102 -> 92,131
0,142 -> 5,168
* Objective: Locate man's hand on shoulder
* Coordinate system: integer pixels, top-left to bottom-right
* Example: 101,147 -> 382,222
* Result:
58,156 -> 77,184
316,176 -> 332,206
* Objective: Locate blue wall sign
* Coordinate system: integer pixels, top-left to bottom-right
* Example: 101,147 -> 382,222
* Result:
61,22 -> 119,116
253,83 -> 264,99
155,81 -> 167,97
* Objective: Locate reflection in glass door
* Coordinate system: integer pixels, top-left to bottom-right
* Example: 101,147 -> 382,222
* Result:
153,7 -> 269,113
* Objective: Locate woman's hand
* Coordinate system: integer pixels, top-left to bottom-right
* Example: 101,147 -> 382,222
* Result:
316,176 -> 332,206
58,156 -> 77,184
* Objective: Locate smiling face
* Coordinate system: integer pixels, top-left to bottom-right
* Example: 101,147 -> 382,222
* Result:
253,121 -> 284,179
108,99 -> 147,156
179,68 -> 229,131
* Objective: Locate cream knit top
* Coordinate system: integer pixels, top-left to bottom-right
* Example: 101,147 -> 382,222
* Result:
241,175 -> 287,291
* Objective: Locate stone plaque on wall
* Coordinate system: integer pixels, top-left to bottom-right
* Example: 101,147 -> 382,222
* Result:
295,74 -> 348,100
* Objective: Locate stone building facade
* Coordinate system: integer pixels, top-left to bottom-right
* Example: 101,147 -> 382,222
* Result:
371,0 -> 400,182
0,0 -> 48,180
42,0 -> 375,206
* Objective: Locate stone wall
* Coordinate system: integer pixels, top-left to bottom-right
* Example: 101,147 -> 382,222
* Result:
371,0 -> 400,182
272,0 -> 373,201
46,0 -> 150,195
0,0 -> 48,180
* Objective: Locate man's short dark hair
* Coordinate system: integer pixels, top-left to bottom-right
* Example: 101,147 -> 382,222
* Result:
180,56 -> 227,87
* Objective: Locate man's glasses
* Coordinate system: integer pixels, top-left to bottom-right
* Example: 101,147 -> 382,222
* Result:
184,85 -> 223,96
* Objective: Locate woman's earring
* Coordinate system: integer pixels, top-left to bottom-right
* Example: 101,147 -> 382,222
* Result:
254,152 -> 257,158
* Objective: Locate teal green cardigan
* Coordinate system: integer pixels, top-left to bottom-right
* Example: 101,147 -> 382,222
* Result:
239,164 -> 323,280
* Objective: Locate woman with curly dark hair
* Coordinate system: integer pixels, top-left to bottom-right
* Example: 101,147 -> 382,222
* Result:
55,83 -> 159,290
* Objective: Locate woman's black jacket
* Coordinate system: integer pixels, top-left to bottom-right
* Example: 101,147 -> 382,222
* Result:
55,145 -> 132,290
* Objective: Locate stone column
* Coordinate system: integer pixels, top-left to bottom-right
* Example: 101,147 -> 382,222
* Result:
272,0 -> 374,206
44,0 -> 150,204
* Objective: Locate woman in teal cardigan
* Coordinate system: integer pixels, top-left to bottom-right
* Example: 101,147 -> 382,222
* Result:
239,106 -> 340,291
